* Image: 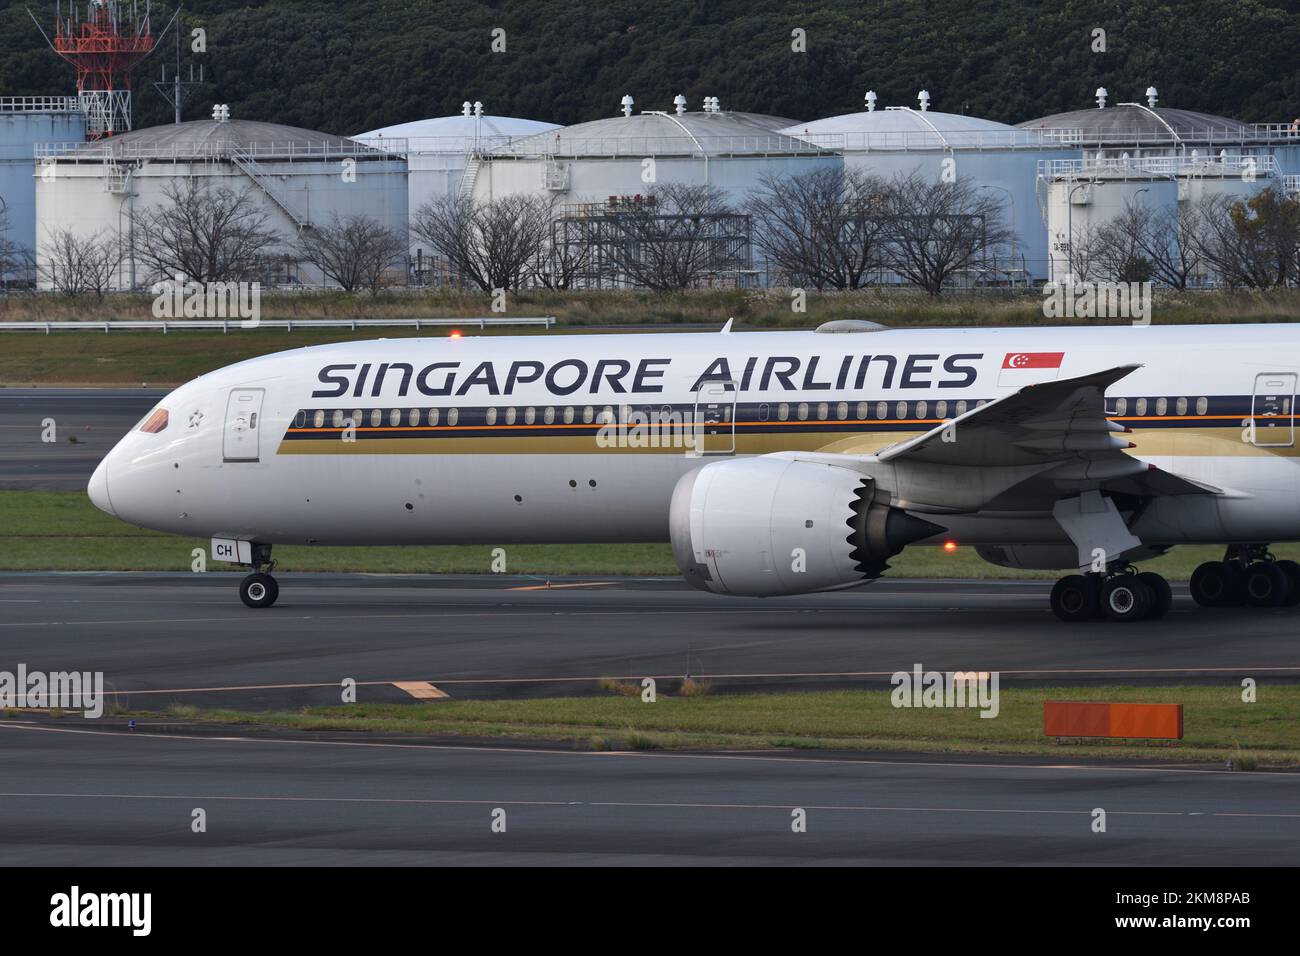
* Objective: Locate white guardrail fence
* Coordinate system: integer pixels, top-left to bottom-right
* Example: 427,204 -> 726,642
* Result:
0,317 -> 556,334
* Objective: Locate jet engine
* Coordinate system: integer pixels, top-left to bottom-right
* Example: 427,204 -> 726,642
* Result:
669,456 -> 945,597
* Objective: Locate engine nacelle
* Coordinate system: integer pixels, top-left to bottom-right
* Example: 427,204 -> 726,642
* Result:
670,456 -> 945,597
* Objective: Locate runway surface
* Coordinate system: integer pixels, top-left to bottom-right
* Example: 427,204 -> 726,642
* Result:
2,573 -> 1297,709
0,388 -> 163,490
1,719 -> 1296,865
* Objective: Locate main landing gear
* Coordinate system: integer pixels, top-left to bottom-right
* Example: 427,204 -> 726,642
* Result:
1050,544 -> 1300,621
1188,545 -> 1300,609
1050,566 -> 1172,623
236,543 -> 280,609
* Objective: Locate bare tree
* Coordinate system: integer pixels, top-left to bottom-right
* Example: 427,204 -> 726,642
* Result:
746,167 -> 889,289
132,179 -> 283,284
533,213 -> 594,290
878,171 -> 1013,295
596,184 -> 748,291
413,193 -> 551,291
1093,200 -> 1200,288
295,214 -> 407,294
39,227 -> 120,298
1192,187 -> 1300,289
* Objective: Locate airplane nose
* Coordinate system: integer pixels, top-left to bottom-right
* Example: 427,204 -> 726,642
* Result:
88,455 -> 115,516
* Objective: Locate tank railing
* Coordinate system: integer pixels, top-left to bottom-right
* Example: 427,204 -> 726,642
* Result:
484,133 -> 836,158
790,128 -> 1086,151
1038,155 -> 1278,179
0,95 -> 83,113
1027,123 -> 1300,146
33,138 -> 410,162
353,134 -> 534,156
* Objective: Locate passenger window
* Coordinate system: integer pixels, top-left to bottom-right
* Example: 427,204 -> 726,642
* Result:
1135,398 -> 1148,416
797,402 -> 809,421
428,408 -> 440,426
837,401 -> 848,420
916,400 -> 928,419
816,402 -> 828,420
544,406 -> 555,424
601,405 -> 614,424
896,401 -> 907,419
313,410 -> 325,428
758,403 -> 770,421
409,408 -> 420,426
582,406 -> 594,424
332,410 -> 345,428
524,407 -> 537,425
370,409 -> 382,427
856,401 -> 867,420
1115,398 -> 1127,416
1175,397 -> 1187,416
956,400 -> 967,415
389,408 -> 401,427
936,400 -> 947,419
778,403 -> 790,421
486,407 -> 498,425
876,401 -> 888,419
505,407 -> 517,425
447,408 -> 459,426
1196,397 -> 1208,416
563,406 -> 575,424
1155,397 -> 1168,416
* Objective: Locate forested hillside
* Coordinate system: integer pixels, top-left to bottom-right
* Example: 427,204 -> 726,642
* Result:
1,0 -> 1297,135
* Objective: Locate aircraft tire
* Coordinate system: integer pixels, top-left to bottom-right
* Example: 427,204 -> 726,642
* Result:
1100,575 -> 1152,623
1190,561 -> 1234,607
1137,572 -> 1172,619
1243,561 -> 1289,608
1050,574 -> 1099,622
240,572 -> 279,609
1275,559 -> 1300,607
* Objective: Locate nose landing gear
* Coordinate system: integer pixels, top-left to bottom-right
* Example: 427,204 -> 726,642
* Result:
231,542 -> 279,609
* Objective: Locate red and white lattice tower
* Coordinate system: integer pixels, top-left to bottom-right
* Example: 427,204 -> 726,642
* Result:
48,0 -> 156,138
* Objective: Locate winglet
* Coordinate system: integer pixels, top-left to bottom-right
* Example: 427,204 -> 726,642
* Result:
720,318 -> 733,334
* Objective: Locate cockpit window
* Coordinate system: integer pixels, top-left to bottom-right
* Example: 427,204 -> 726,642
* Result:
138,408 -> 169,434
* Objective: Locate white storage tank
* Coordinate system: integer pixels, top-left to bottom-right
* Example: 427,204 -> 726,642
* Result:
1039,152 -> 1275,282
34,110 -> 408,290
782,92 -> 1079,282
1019,92 -> 1300,176
471,95 -> 837,205
353,102 -> 558,260
0,96 -> 86,284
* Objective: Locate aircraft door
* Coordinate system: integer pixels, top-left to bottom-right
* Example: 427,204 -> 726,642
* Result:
692,381 -> 737,456
1250,373 -> 1296,447
223,388 -> 266,462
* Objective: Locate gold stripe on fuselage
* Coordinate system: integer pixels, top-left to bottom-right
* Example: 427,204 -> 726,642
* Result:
277,421 -> 1298,457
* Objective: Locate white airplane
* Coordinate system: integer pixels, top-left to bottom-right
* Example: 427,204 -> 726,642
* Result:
87,320 -> 1300,621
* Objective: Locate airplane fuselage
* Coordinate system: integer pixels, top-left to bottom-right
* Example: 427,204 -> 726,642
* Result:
90,324 -> 1300,553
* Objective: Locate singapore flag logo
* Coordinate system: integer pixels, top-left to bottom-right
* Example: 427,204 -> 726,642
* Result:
998,351 -> 1064,387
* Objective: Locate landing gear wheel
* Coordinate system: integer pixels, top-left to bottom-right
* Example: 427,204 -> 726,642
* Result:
1100,575 -> 1151,622
1136,572 -> 1172,620
1050,574 -> 1100,622
1243,561 -> 1288,607
1276,559 -> 1300,607
240,572 -> 279,609
1190,561 -> 1234,607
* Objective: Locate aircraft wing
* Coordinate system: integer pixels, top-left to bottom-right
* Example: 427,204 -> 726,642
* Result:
873,363 -> 1218,501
